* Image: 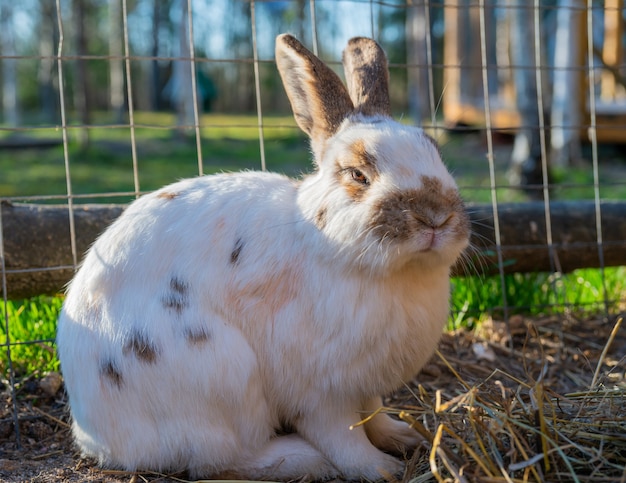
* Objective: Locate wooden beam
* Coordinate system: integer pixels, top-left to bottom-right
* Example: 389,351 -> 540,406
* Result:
459,201 -> 626,276
1,202 -> 124,300
2,201 -> 626,299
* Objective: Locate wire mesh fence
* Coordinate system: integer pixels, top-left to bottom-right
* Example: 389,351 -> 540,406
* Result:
1,0 -> 625,468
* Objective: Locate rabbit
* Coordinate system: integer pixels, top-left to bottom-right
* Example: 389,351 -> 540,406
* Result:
56,34 -> 470,481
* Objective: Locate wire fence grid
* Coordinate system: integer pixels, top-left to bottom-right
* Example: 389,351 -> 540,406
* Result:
1,0 -> 625,447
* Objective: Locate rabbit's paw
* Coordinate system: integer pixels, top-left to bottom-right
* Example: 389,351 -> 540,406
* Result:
341,452 -> 405,481
298,410 -> 407,481
365,412 -> 422,456
220,434 -> 340,481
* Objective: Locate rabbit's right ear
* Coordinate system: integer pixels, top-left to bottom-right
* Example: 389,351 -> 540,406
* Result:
276,34 -> 354,151
342,37 -> 391,117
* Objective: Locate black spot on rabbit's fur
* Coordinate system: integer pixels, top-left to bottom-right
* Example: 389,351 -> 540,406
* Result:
100,360 -> 123,388
123,331 -> 159,364
230,238 -> 244,265
184,326 -> 212,346
170,276 -> 188,295
162,276 -> 190,314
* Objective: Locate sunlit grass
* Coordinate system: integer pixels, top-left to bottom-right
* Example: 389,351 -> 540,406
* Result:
0,112 -> 299,140
1,296 -> 62,376
0,113 -> 309,201
450,266 -> 626,329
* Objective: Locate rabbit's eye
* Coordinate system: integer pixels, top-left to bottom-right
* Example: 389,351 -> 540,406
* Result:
351,169 -> 369,185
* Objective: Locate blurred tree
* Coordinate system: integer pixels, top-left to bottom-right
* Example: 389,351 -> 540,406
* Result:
72,0 -> 93,147
146,0 -> 175,112
550,0 -> 584,168
109,0 -> 124,122
406,0 -> 430,125
230,0 -> 254,112
150,0 -> 163,111
507,0 -> 547,194
1,3 -> 19,125
292,0 -> 307,43
38,1 -> 59,123
376,1 -> 409,114
172,0 -> 199,133
259,0 -> 327,114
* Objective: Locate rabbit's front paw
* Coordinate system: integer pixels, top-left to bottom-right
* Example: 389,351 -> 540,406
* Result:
298,409 -> 407,481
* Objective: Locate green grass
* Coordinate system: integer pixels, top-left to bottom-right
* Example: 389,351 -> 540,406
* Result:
450,266 -> 626,330
0,113 -> 308,202
1,296 -> 62,376
1,112 -> 625,375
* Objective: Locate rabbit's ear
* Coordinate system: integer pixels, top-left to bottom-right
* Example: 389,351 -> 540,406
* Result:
342,37 -> 391,117
275,34 -> 354,149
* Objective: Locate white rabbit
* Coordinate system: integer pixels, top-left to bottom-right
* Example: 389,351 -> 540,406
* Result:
56,34 -> 470,481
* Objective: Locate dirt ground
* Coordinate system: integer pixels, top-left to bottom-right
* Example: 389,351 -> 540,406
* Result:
2,313 -> 625,483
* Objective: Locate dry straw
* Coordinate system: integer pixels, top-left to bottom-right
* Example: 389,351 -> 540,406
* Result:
390,315 -> 626,483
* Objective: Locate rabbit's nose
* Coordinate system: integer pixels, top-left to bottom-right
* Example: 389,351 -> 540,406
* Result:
411,210 -> 454,230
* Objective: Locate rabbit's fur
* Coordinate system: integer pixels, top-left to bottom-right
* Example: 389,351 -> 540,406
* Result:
56,34 -> 470,481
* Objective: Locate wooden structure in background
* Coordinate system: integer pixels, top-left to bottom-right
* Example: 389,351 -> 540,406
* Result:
443,1 -> 626,143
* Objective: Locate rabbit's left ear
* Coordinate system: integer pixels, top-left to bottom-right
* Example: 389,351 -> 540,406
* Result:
342,37 -> 391,117
275,34 -> 354,151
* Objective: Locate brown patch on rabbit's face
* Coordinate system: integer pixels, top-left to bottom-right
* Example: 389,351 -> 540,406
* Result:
336,140 -> 379,201
368,175 -> 469,249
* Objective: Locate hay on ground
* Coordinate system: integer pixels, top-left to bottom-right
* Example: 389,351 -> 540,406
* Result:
388,314 -> 626,483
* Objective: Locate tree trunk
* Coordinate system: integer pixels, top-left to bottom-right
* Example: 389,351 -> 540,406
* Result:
507,0 -> 546,193
295,0 -> 306,44
38,1 -> 58,123
150,0 -> 162,111
72,0 -> 91,147
2,201 -> 626,299
1,3 -> 19,125
550,0 -> 584,168
173,0 -> 200,135
109,0 -> 125,123
230,1 -> 254,112
406,0 -> 430,125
